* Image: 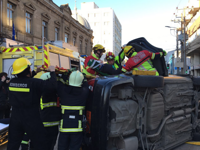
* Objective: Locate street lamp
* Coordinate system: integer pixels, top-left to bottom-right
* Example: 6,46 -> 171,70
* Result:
165,26 -> 179,74
165,26 -> 176,28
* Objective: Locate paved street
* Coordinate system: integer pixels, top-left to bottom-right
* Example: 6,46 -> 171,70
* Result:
0,144 -> 6,150
1,143 -> 200,150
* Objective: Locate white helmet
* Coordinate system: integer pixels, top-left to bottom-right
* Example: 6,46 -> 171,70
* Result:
40,72 -> 51,80
69,70 -> 84,87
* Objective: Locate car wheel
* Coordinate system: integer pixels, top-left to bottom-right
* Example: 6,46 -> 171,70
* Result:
132,75 -> 164,88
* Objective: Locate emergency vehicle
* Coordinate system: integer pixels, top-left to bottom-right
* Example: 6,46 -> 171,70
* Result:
0,44 -> 81,78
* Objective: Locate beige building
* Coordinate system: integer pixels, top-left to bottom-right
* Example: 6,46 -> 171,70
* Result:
0,0 -> 93,55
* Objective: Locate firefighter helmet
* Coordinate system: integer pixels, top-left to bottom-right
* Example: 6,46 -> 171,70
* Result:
106,52 -> 115,60
124,46 -> 135,57
121,44 -> 127,49
12,57 -> 31,75
92,44 -> 106,53
69,70 -> 84,87
40,72 -> 51,80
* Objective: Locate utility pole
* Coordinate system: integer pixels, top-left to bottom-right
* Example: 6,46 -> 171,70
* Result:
180,18 -> 184,74
172,54 -> 174,74
175,7 -> 188,74
176,29 -> 179,74
183,16 -> 187,73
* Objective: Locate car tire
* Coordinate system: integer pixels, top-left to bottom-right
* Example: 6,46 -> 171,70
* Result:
192,77 -> 200,86
132,75 -> 164,88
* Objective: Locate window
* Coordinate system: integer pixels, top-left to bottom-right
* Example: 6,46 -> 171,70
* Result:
26,12 -> 31,33
94,22 -> 99,26
104,12 -> 109,17
55,28 -> 59,41
65,33 -> 68,43
85,43 -> 87,53
73,37 -> 76,46
104,21 -> 109,26
94,13 -> 99,17
42,21 -> 47,38
7,3 -> 14,26
80,40 -> 82,52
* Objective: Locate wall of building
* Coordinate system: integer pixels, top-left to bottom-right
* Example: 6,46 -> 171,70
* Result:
1,0 -> 93,55
184,0 -> 200,76
73,2 -> 122,58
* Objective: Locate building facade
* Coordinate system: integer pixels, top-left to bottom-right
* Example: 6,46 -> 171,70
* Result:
165,50 -> 191,74
0,0 -> 93,55
72,2 -> 122,58
184,0 -> 200,76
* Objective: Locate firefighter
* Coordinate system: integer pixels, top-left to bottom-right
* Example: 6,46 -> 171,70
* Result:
7,57 -> 57,150
106,50 -> 125,70
121,46 -> 167,75
40,72 -> 62,150
106,52 -> 115,66
82,44 -> 105,76
57,70 -> 90,150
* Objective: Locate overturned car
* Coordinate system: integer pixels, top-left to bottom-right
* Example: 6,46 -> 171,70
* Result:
84,74 -> 200,150
82,38 -> 200,150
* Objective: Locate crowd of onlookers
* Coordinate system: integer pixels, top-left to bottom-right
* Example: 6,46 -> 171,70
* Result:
0,72 -> 11,119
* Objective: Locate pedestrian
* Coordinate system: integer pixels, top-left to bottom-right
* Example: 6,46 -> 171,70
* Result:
0,72 -> 10,119
7,57 -> 57,150
58,70 -> 90,150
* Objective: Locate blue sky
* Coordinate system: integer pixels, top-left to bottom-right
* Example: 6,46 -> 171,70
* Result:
54,0 -> 188,51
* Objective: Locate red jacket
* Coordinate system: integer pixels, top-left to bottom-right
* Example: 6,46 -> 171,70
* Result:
83,54 -> 99,75
122,50 -> 162,72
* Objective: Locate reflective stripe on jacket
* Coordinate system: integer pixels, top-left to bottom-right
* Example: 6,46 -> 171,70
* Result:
83,54 -> 99,75
43,121 -> 60,127
59,105 -> 85,132
122,50 -> 161,76
114,49 -> 125,69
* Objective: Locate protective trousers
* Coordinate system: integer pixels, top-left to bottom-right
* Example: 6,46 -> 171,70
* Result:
45,126 -> 59,150
58,132 -> 83,150
7,108 -> 48,150
20,126 -> 59,150
21,133 -> 29,150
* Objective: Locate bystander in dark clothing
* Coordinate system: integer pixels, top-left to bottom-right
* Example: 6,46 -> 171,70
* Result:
0,72 -> 10,119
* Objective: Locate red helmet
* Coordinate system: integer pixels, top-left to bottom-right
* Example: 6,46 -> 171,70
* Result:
106,52 -> 115,60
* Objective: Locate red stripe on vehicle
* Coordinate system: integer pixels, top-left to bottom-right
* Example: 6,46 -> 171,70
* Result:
9,48 -> 14,52
23,48 -> 28,51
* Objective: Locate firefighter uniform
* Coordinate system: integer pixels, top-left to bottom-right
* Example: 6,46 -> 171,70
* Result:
40,72 -> 62,150
122,46 -> 167,76
7,58 -> 57,150
82,44 -> 106,76
21,133 -> 30,150
82,53 -> 99,76
57,71 -> 90,150
114,49 -> 125,70
87,59 -> 121,75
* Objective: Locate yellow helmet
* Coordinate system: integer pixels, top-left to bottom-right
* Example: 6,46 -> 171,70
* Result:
12,57 -> 31,75
92,44 -> 106,53
124,46 -> 135,57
